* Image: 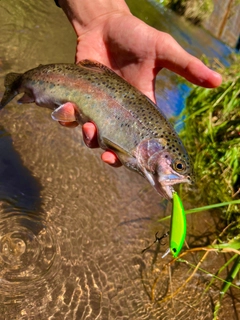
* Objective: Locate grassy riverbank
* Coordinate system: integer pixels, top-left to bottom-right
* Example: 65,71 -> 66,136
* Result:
180,54 -> 240,227
159,0 -> 214,24
178,54 -> 240,318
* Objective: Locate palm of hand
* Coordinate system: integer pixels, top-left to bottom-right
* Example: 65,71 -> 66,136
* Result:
75,14 -> 176,102
74,13 -> 221,102
68,12 -> 221,166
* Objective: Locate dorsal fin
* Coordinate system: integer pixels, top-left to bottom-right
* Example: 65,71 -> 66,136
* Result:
77,59 -> 116,75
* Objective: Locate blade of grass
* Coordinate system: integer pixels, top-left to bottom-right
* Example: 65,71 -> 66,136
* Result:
204,254 -> 238,294
158,199 -> 240,222
213,255 -> 240,320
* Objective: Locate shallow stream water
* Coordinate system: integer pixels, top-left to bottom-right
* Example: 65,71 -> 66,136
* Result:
0,1 -> 238,319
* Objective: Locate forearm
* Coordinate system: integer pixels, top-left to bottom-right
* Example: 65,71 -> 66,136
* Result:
58,0 -> 131,35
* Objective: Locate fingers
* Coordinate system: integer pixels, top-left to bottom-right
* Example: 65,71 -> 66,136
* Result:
155,33 -> 222,88
58,117 -> 121,167
101,151 -> 122,167
177,56 -> 222,88
82,122 -> 99,148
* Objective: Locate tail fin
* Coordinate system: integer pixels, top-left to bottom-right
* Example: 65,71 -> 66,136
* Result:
0,72 -> 22,109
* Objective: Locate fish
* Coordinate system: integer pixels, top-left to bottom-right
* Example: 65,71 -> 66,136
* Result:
0,60 -> 194,199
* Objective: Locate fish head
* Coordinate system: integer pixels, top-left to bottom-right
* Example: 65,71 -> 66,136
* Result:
155,149 -> 194,199
136,139 -> 194,200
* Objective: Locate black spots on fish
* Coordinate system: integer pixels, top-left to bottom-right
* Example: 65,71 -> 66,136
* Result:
64,65 -> 74,71
120,121 -> 131,128
55,67 -> 63,73
120,122 -> 130,128
39,68 -> 48,75
148,116 -> 155,122
181,154 -> 188,160
128,100 -> 137,107
114,114 -> 121,121
177,140 -> 183,146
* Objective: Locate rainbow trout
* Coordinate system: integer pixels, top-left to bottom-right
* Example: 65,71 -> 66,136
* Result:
0,60 -> 194,199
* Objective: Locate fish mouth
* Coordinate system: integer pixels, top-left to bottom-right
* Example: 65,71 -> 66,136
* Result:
159,174 -> 191,199
142,168 -> 190,200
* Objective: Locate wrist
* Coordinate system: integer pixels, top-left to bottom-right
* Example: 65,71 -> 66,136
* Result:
58,0 -> 131,35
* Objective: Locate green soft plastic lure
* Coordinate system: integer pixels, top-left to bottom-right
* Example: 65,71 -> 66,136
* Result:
170,192 -> 187,257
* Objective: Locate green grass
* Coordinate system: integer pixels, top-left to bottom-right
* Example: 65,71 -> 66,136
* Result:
157,53 -> 240,318
180,54 -> 240,229
157,0 -> 214,24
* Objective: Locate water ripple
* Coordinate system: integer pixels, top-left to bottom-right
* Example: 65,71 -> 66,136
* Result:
0,208 -> 61,304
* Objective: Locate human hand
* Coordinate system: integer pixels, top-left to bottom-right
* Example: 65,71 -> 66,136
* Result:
58,0 -> 222,167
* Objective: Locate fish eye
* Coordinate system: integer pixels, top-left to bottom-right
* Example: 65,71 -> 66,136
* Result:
173,159 -> 186,172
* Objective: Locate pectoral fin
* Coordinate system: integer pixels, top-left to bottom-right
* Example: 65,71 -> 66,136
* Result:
51,102 -> 78,122
102,137 -> 137,167
77,60 -> 117,77
102,137 -> 130,156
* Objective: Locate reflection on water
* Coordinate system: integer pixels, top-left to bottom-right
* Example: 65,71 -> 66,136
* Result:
0,0 -> 239,319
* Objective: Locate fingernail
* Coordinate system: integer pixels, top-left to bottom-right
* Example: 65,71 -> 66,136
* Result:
82,130 -> 90,146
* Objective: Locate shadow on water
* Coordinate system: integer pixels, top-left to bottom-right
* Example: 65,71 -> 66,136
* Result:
0,126 -> 42,213
0,126 -> 61,317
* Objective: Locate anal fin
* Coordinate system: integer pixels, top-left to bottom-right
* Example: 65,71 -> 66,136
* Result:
18,93 -> 35,104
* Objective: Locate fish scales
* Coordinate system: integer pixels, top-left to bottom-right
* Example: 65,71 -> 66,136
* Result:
0,60 -> 194,199
29,65 -> 151,151
25,63 -> 180,151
